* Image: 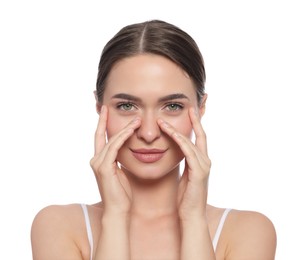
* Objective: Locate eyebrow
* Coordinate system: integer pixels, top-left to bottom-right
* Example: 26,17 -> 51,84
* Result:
111,93 -> 142,102
158,93 -> 190,102
111,93 -> 190,102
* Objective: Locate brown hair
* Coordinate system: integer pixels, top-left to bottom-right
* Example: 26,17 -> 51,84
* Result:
96,20 -> 206,105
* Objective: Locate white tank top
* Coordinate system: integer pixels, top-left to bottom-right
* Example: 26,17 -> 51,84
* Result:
81,204 -> 231,260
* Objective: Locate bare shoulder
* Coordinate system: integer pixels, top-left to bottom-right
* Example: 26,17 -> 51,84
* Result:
31,204 -> 86,260
225,209 -> 277,260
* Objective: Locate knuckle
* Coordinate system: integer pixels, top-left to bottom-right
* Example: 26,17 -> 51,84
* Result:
89,157 -> 95,167
201,161 -> 211,172
90,157 -> 98,170
107,140 -> 119,153
207,158 -> 212,167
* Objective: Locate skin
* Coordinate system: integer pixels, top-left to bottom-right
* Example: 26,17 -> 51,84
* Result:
31,54 -> 277,260
98,54 -> 207,218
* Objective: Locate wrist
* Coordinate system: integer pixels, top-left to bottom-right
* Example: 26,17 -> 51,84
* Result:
96,211 -> 131,260
179,208 -> 207,223
180,215 -> 208,231
180,216 -> 215,260
102,211 -> 130,225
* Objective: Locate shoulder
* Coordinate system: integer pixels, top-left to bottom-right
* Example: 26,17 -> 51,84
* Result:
32,203 -> 81,219
225,209 -> 277,259
31,204 -> 84,232
31,204 -> 86,260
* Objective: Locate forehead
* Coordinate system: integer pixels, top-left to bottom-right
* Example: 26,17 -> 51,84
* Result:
103,54 -> 197,102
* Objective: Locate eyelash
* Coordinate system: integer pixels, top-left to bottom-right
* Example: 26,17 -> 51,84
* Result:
116,102 -> 184,112
164,102 -> 184,111
116,102 -> 136,111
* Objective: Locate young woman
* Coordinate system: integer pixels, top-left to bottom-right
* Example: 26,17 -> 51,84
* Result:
31,20 -> 277,260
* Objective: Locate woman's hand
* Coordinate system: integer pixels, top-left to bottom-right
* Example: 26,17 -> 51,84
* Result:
158,107 -> 211,221
90,105 -> 141,216
158,107 -> 214,259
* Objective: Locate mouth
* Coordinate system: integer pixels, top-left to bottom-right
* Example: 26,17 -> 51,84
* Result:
130,148 -> 168,163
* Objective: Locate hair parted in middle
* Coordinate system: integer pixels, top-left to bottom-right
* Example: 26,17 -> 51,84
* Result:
96,20 -> 206,105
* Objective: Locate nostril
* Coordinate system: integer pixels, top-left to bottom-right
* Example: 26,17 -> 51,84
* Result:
136,118 -> 161,142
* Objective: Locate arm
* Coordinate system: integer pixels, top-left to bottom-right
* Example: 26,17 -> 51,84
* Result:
226,210 -> 276,260
90,105 -> 141,259
158,107 -> 276,259
31,205 -> 83,260
158,107 -> 215,259
180,217 -> 215,259
94,214 -> 130,260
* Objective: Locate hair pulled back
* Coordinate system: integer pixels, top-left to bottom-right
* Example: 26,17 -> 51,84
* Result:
96,20 -> 206,105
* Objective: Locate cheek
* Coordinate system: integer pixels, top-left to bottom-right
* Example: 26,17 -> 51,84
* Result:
106,111 -> 131,139
168,115 -> 193,138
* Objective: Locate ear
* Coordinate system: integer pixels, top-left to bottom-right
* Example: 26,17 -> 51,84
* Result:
198,93 -> 208,118
94,90 -> 102,114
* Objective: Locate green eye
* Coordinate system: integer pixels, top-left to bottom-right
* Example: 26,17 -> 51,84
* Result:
121,103 -> 133,110
117,103 -> 134,111
166,103 -> 183,111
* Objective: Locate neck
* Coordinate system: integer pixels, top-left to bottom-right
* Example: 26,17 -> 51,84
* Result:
123,166 -> 180,219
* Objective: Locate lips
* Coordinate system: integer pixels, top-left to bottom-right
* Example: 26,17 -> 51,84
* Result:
130,148 -> 167,163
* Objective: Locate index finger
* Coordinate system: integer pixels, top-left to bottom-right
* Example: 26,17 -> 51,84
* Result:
94,105 -> 108,155
189,107 -> 208,155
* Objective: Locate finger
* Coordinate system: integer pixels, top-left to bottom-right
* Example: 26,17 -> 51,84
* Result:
103,126 -> 136,165
157,119 -> 199,163
97,117 -> 141,165
158,118 -> 210,168
94,105 -> 108,155
189,107 -> 208,155
158,119 -> 210,179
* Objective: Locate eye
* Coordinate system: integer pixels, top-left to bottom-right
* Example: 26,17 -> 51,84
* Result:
165,103 -> 184,111
117,102 -> 135,111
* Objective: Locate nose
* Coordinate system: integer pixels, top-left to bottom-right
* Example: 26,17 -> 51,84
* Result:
136,112 -> 161,143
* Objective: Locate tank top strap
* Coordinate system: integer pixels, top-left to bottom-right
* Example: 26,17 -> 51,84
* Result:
212,208 -> 232,252
80,204 -> 93,260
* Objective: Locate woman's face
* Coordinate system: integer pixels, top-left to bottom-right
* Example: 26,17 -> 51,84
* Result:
101,54 -> 205,180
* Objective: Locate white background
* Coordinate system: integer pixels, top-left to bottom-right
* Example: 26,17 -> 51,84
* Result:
0,0 -> 307,259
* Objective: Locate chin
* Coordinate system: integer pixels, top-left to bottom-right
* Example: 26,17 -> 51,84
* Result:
119,158 -> 182,182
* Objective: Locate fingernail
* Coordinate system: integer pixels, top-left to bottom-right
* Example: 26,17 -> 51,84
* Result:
192,107 -> 197,115
158,119 -> 169,128
127,128 -> 134,134
157,118 -> 164,124
162,121 -> 169,128
192,107 -> 199,118
173,132 -> 180,138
